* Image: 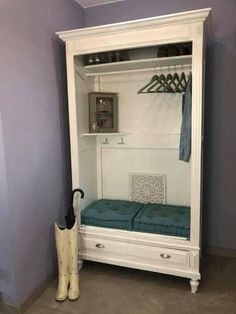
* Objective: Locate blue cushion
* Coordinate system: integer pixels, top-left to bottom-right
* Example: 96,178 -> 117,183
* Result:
133,203 -> 190,238
81,199 -> 143,231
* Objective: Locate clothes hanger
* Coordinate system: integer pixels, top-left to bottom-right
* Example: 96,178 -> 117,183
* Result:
162,66 -> 175,93
155,74 -> 175,93
137,74 -> 159,94
147,67 -> 169,92
175,65 -> 187,93
152,74 -> 168,92
147,73 -> 165,92
144,74 -> 159,92
169,65 -> 181,93
175,73 -> 186,93
137,64 -> 189,94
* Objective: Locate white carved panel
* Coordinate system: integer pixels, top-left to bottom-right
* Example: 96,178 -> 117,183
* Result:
129,173 -> 166,204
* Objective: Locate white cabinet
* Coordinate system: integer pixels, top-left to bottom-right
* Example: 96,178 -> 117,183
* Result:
56,8 -> 211,293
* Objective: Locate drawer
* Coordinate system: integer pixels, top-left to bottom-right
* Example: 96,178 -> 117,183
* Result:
79,235 -> 190,268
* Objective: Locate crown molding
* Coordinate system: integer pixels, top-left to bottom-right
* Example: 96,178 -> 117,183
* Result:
57,8 -> 211,42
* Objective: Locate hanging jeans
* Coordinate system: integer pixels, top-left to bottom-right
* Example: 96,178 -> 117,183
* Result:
179,80 -> 192,162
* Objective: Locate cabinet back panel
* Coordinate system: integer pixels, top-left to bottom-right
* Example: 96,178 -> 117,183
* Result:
98,71 -> 187,134
78,149 -> 98,212
101,147 -> 190,206
95,71 -> 191,206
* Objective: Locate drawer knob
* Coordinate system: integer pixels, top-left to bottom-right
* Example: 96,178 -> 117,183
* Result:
160,253 -> 171,259
96,243 -> 105,249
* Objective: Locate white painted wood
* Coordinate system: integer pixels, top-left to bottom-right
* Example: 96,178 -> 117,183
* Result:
190,279 -> 199,293
96,137 -> 103,199
189,250 -> 200,274
84,55 -> 192,76
98,70 -> 187,134
79,225 -> 190,247
78,232 -> 200,279
57,8 -> 210,292
78,149 -> 97,211
75,0 -> 124,9
85,64 -> 192,77
75,73 -> 91,135
78,226 -> 201,279
56,9 -> 211,43
75,65 -> 98,212
79,252 -> 200,279
65,43 -> 80,192
74,26 -> 190,56
101,148 -> 190,205
80,132 -> 130,137
190,26 -> 204,247
97,134 -> 181,149
94,69 -> 191,205
80,236 -> 190,268
78,259 -> 84,271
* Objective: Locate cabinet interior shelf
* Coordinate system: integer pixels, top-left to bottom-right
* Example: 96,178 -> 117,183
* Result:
84,55 -> 192,76
95,112 -> 112,115
80,132 -> 130,137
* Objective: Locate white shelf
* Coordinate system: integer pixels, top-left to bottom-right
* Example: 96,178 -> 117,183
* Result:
84,55 -> 192,76
80,132 -> 130,137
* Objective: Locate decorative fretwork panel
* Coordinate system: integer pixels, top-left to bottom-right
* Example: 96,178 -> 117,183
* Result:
129,173 -> 166,204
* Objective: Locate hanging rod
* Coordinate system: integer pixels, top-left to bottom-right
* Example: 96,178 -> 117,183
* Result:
85,63 -> 192,77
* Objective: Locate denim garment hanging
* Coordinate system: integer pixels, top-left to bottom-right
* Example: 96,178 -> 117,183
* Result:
179,79 -> 192,162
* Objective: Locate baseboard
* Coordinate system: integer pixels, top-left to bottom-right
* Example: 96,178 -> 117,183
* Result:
0,302 -> 20,314
0,272 -> 56,314
206,246 -> 236,258
20,272 -> 56,313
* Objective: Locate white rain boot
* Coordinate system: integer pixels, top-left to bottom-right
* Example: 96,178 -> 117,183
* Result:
55,224 -> 70,301
68,220 -> 80,300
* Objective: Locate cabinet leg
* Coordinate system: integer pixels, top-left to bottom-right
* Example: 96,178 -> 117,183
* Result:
78,259 -> 84,271
190,279 -> 199,293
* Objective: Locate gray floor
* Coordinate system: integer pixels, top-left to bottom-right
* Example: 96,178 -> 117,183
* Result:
25,255 -> 236,314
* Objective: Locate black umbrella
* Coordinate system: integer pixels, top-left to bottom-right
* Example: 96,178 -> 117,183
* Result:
65,189 -> 84,229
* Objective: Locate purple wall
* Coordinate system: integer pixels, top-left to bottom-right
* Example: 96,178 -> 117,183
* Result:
0,110 -> 17,305
84,0 -> 236,250
0,0 -> 83,306
0,0 -> 235,307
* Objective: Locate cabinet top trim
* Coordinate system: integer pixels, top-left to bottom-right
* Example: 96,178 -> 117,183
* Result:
56,8 -> 211,42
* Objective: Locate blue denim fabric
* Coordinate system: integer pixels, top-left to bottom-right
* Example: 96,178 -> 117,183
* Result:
179,79 -> 192,162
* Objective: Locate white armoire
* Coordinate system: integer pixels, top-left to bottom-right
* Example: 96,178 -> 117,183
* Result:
57,8 -> 211,293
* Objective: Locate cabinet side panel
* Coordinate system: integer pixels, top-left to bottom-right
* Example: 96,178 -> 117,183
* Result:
75,65 -> 98,213
191,24 -> 204,247
66,44 -> 80,190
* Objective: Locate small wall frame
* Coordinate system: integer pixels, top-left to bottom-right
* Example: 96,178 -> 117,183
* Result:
89,92 -> 118,133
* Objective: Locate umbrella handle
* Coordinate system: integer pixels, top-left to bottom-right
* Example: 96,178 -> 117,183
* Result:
72,189 -> 84,202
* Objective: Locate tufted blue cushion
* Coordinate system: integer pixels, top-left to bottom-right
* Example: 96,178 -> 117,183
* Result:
81,199 -> 143,231
133,203 -> 190,238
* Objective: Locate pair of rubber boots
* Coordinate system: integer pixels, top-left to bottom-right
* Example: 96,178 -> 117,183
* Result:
55,220 -> 80,301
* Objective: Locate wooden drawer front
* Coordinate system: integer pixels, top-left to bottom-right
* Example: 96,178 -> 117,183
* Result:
79,236 -> 190,268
